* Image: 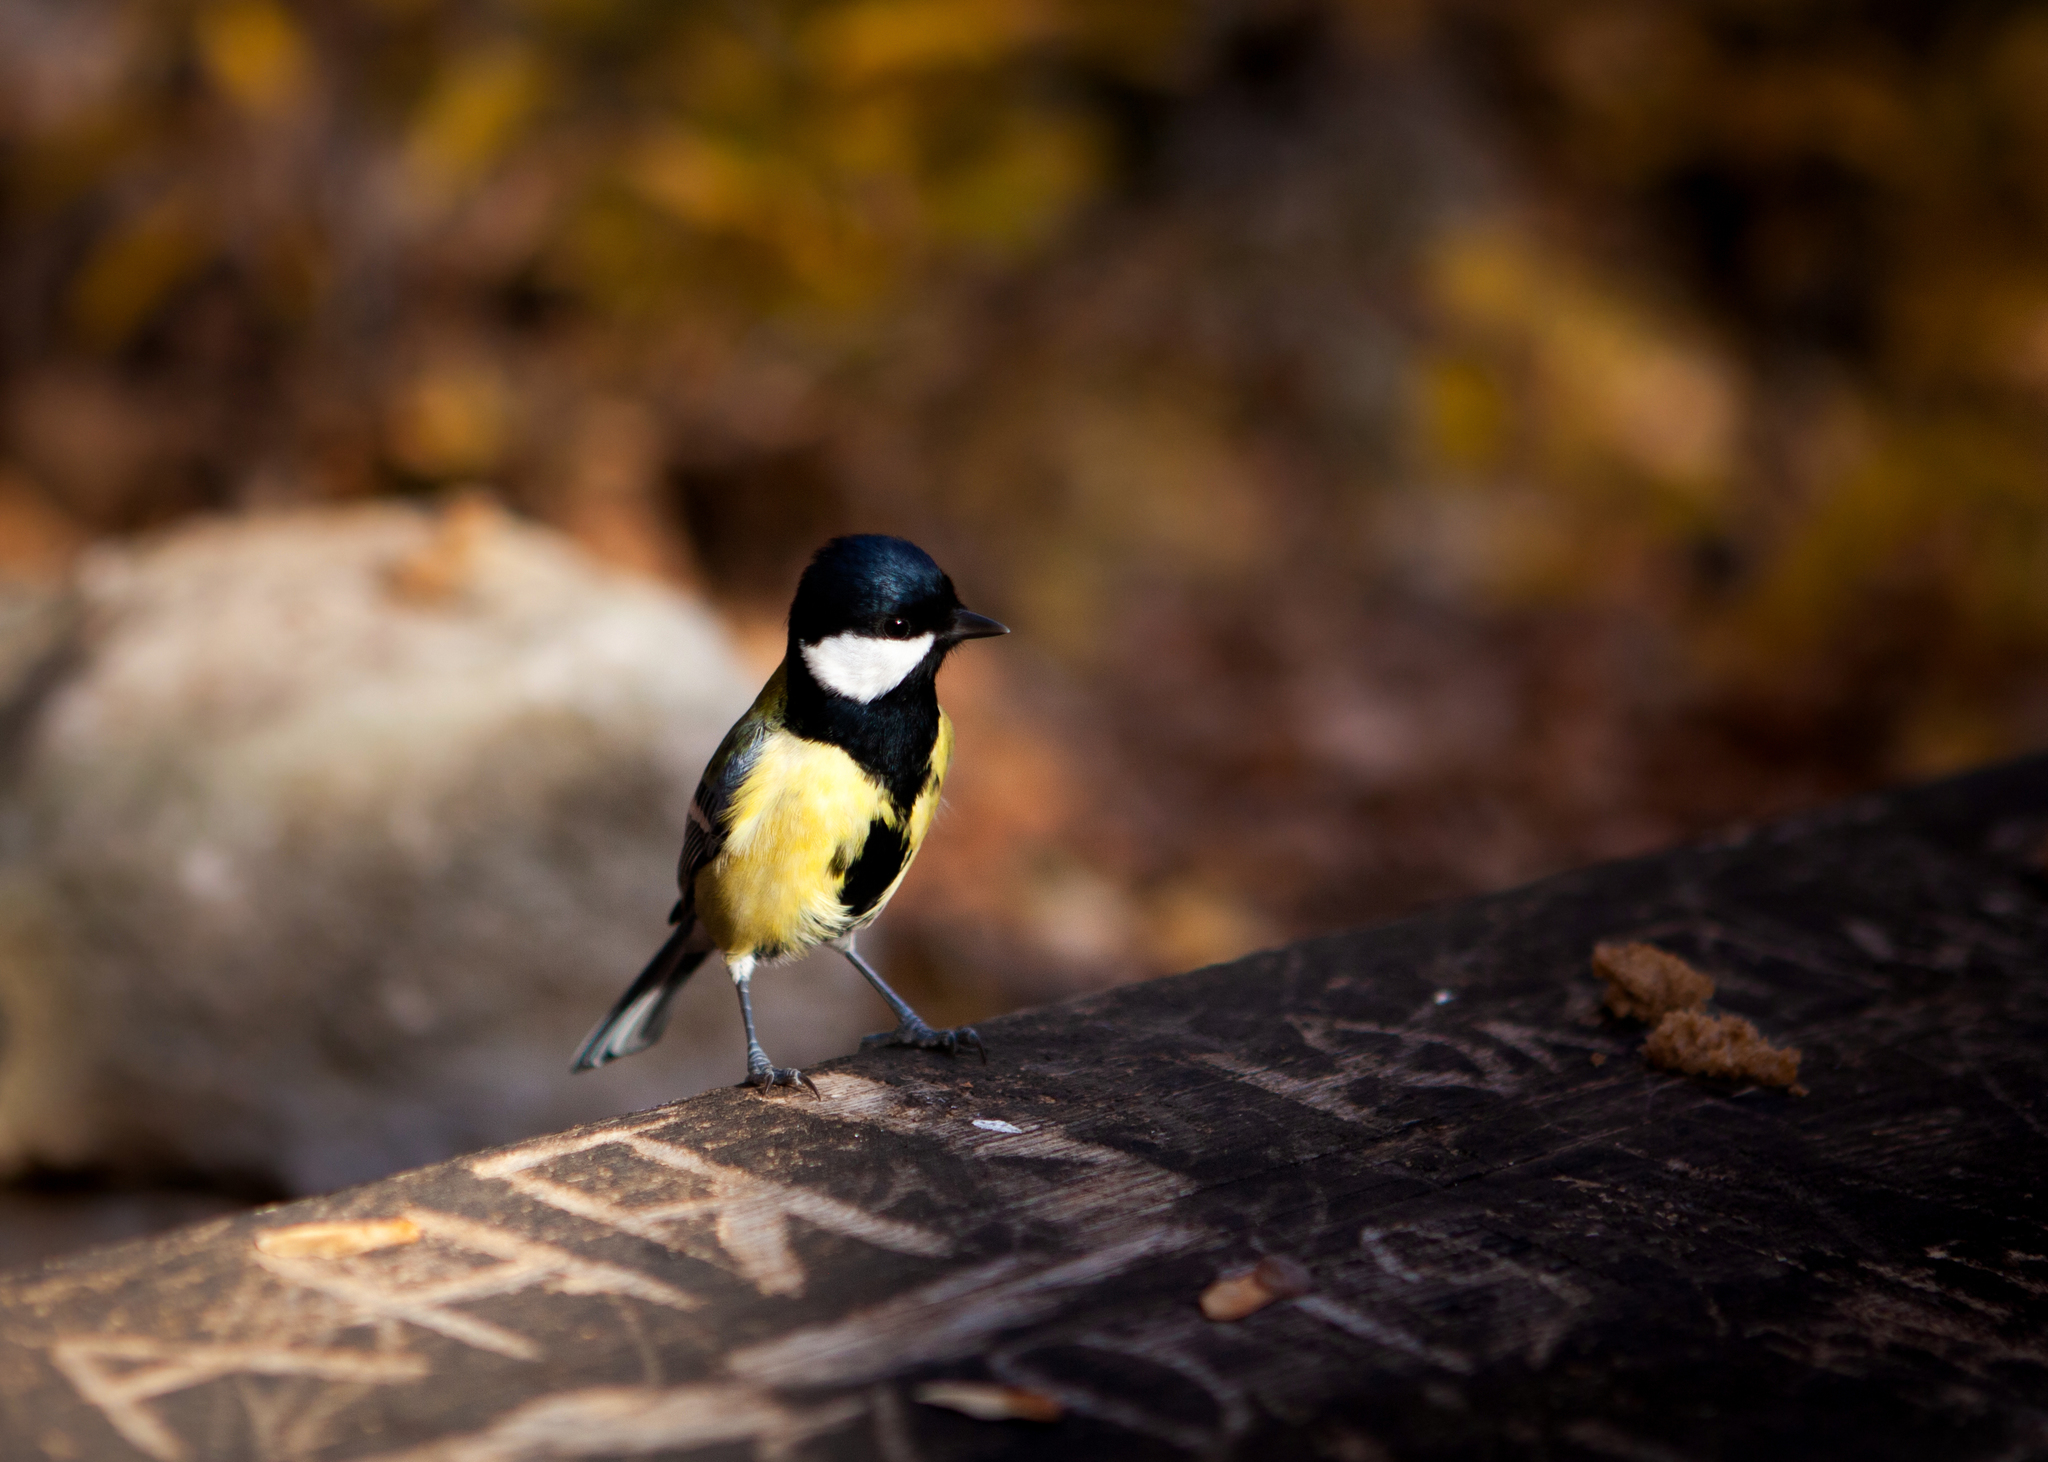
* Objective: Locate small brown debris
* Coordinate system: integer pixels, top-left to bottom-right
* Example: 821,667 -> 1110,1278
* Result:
1200,1253 -> 1314,1321
912,1382 -> 1062,1422
1593,941 -> 1715,1021
1645,1009 -> 1802,1089
1588,1052 -> 1608,1067
255,1217 -> 422,1260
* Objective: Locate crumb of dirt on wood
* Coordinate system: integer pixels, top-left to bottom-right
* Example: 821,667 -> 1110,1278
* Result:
1592,940 -> 1715,1021
1589,1052 -> 1607,1066
913,1382 -> 1062,1422
255,1217 -> 421,1259
1200,1253 -> 1314,1321
1645,1009 -> 1801,1088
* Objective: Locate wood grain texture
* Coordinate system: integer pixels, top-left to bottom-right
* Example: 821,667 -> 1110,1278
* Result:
4,756 -> 2047,1461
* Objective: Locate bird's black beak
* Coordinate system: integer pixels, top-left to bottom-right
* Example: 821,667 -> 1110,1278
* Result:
947,607 -> 1009,642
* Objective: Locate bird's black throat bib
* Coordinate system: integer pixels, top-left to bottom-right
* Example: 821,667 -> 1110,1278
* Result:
782,651 -> 943,815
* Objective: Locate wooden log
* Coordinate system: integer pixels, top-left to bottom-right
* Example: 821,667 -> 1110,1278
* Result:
2,756 -> 2046,1460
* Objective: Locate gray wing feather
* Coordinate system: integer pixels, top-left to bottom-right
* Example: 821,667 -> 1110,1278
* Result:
675,715 -> 771,895
574,688 -> 782,1072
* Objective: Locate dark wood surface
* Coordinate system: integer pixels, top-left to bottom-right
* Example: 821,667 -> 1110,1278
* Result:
4,757 -> 2047,1461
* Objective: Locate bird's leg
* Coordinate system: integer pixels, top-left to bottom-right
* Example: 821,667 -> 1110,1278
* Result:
729,955 -> 817,1096
835,938 -> 985,1062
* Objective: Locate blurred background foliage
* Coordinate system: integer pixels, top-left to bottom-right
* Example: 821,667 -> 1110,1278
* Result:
4,0 -> 2048,1025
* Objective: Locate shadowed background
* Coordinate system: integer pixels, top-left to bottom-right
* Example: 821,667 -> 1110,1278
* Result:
1,0 -> 2046,1263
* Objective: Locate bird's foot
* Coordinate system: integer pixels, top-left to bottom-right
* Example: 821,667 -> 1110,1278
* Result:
862,1019 -> 987,1063
743,1059 -> 819,1097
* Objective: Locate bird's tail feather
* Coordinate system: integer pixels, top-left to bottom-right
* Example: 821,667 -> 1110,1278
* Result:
570,923 -> 714,1071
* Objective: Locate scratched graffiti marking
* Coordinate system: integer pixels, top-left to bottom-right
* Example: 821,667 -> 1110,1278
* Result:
362,1381 -> 869,1462
254,1208 -> 698,1360
50,1336 -> 427,1462
729,1225 -> 1200,1390
802,1073 -> 1200,1243
1287,1015 -> 1532,1092
1195,1051 -> 1380,1123
988,1324 -> 1257,1455
1195,1011 -> 1576,1128
1292,1295 -> 1475,1373
470,1119 -> 950,1298
1352,1222 -> 1594,1367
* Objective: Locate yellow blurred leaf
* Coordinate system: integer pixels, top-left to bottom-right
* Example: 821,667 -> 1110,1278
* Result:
1432,223 -> 1737,498
628,129 -> 887,305
631,131 -> 782,232
1709,412 -> 2048,700
924,111 -> 1099,250
1419,355 -> 1509,471
407,42 -> 549,191
388,360 -> 511,480
1433,225 -> 1535,328
518,0 -> 632,27
66,197 -> 208,350
669,26 -> 782,122
807,0 -> 1056,85
196,1 -> 310,116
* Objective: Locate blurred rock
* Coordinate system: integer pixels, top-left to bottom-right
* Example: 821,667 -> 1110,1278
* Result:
0,501 -> 873,1195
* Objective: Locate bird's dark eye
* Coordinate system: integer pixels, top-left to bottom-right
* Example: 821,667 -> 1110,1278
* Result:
884,617 -> 911,638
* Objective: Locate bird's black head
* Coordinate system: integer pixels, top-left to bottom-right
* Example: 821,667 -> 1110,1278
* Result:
787,535 -> 1006,705
790,535 -> 952,643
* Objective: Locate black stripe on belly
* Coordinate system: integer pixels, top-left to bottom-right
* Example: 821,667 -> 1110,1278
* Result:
840,819 -> 911,920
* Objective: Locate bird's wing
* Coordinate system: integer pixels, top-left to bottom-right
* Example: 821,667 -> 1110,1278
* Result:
674,682 -> 782,913
678,774 -> 730,885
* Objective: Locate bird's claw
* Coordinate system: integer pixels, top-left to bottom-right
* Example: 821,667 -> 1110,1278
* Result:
744,1063 -> 819,1098
863,1020 -> 986,1062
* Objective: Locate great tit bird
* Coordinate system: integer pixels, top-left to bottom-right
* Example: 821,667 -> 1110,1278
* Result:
571,535 -> 1008,1093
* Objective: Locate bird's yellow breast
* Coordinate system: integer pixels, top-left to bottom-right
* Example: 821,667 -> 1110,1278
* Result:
694,713 -> 952,961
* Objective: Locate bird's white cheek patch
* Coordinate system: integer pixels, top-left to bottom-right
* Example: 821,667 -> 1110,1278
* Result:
802,632 -> 935,702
